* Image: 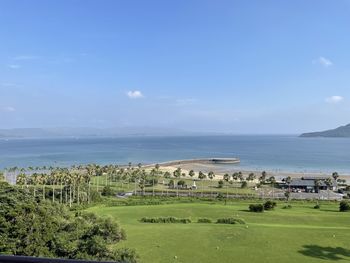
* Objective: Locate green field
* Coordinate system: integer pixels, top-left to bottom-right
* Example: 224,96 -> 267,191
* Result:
91,174 -> 257,196
87,200 -> 350,263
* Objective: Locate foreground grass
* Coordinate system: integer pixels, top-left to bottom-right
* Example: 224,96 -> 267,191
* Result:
86,200 -> 350,263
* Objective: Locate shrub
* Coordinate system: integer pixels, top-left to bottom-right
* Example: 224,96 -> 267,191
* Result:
282,204 -> 292,209
145,178 -> 158,186
314,204 -> 321,209
177,180 -> 186,187
0,184 -> 134,262
241,181 -> 248,188
90,189 -> 102,202
218,180 -> 224,188
249,204 -> 264,212
216,218 -> 245,224
216,193 -> 224,200
263,200 -> 277,210
101,186 -> 115,197
140,217 -> 191,224
197,218 -> 212,223
339,200 -> 350,212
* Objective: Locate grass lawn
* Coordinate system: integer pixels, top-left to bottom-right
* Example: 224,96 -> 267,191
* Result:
90,175 -> 257,195
86,200 -> 350,263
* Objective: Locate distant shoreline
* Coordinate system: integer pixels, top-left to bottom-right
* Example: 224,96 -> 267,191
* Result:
140,159 -> 350,180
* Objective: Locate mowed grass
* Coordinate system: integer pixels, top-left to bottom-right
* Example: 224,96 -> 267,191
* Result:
90,175 -> 256,195
86,201 -> 350,263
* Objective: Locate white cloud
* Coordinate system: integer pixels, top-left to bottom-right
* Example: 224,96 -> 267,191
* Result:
3,106 -> 16,112
325,95 -> 344,104
314,56 -> 333,67
8,64 -> 21,69
127,90 -> 143,99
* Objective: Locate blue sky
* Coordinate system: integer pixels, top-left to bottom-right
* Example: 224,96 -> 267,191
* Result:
1,0 -> 350,134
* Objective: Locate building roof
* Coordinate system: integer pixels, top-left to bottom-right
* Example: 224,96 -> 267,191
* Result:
290,179 -> 315,187
289,178 -> 337,187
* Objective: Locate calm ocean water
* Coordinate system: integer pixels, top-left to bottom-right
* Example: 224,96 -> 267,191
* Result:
1,135 -> 350,173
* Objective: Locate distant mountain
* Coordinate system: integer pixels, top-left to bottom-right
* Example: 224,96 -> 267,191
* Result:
300,124 -> 350,137
0,126 -> 212,138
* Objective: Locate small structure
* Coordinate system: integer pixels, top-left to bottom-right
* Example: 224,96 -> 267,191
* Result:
282,177 -> 337,193
191,180 -> 197,190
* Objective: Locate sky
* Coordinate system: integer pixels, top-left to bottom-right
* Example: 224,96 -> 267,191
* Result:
1,0 -> 350,134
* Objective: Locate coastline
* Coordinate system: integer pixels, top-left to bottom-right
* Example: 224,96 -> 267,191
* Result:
142,159 -> 350,181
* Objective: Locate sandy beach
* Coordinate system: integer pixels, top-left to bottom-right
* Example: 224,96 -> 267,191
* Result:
145,159 -> 350,182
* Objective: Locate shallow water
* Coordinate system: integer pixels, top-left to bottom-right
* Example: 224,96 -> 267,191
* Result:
0,135 -> 350,174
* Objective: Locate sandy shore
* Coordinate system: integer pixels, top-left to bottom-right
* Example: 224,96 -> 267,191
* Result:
143,160 -> 349,182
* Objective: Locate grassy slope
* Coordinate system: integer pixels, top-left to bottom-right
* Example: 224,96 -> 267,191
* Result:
87,201 -> 350,263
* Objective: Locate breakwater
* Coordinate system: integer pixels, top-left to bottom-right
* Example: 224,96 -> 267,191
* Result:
143,158 -> 240,168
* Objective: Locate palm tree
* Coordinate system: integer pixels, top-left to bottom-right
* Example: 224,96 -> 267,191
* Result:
16,173 -> 27,189
163,171 -> 171,196
259,171 -> 267,184
58,169 -> 65,204
198,171 -> 206,197
208,171 -> 215,197
173,168 -> 182,197
68,172 -> 73,207
247,173 -> 256,183
51,170 -> 59,202
285,176 -> 292,192
332,172 -> 339,182
38,173 -> 47,200
223,173 -> 230,199
32,173 -> 40,198
232,172 -> 239,185
315,179 -> 322,200
268,176 -> 276,199
83,170 -> 92,204
189,170 -> 195,179
73,172 -> 83,205
150,168 -> 157,197
325,177 -> 333,201
138,169 -> 147,196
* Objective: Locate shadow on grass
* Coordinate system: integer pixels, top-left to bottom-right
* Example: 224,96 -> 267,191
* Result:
320,209 -> 340,213
299,245 -> 350,261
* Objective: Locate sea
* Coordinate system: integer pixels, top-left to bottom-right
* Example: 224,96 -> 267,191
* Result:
1,135 -> 350,174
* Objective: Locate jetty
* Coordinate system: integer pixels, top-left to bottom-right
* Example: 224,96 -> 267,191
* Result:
142,158 -> 240,168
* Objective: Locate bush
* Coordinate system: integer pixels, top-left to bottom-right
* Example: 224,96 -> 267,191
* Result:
216,218 -> 245,224
216,193 -> 225,200
249,204 -> 264,212
101,186 -> 115,197
145,178 -> 158,186
0,184 -> 135,262
140,217 -> 191,224
282,204 -> 292,209
339,200 -> 350,212
110,248 -> 139,263
197,218 -> 213,223
218,180 -> 224,188
314,204 -> 321,209
177,180 -> 186,186
263,200 -> 277,210
241,181 -> 248,188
